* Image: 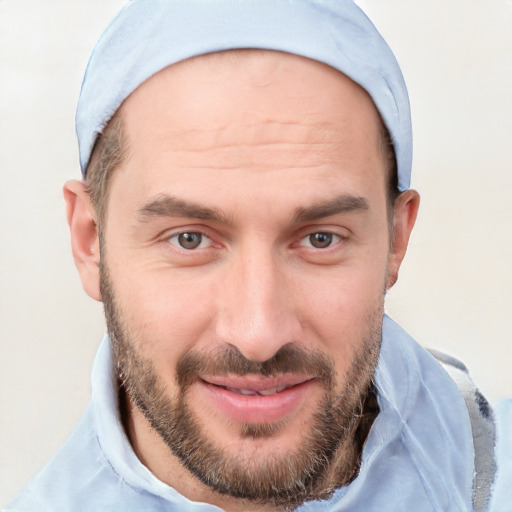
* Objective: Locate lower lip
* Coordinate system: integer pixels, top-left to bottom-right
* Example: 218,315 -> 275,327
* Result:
199,379 -> 316,424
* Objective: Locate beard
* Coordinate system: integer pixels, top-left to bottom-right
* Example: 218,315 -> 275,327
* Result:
100,261 -> 382,509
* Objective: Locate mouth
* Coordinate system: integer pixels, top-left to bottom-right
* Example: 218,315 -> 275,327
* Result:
201,374 -> 312,394
197,375 -> 316,424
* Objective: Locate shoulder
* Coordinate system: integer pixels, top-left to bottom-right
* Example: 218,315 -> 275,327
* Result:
6,404 -> 119,512
428,349 -> 497,512
488,398 -> 512,512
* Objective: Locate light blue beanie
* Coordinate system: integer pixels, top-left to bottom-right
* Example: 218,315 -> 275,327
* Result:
76,0 -> 412,191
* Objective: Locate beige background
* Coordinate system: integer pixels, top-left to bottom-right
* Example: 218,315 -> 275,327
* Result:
1,0 -> 511,506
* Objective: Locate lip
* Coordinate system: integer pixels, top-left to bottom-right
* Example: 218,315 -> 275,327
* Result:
198,374 -> 316,424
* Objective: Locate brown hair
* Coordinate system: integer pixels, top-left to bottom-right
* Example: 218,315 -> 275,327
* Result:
85,111 -> 126,226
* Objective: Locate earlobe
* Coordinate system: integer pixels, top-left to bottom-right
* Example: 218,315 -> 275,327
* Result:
386,189 -> 420,290
63,180 -> 102,301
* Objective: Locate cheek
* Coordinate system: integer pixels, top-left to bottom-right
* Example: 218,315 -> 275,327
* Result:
296,254 -> 387,371
109,263 -> 218,374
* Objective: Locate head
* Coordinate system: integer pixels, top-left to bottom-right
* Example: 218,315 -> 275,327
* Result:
65,3 -> 419,511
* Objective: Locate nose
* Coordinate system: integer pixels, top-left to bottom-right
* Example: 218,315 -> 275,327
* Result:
214,243 -> 302,363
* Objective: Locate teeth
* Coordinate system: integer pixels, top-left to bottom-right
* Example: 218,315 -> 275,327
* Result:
224,385 -> 289,396
258,388 -> 278,396
240,389 -> 258,396
225,386 -> 258,396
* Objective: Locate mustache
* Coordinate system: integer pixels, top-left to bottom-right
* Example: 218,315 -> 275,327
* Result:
176,344 -> 336,389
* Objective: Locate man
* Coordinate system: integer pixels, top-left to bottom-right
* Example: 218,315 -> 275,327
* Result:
6,1 -> 509,511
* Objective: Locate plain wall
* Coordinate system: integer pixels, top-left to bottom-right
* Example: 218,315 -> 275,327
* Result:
1,0 -> 511,506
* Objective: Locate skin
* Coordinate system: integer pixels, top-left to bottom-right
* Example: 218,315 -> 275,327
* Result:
64,51 -> 419,511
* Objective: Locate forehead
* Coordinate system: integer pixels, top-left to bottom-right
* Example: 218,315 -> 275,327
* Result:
111,50 -> 387,208
122,51 -> 383,155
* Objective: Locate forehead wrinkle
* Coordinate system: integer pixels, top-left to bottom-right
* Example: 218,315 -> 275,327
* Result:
147,151 -> 344,174
157,117 -> 341,151
147,124 -> 351,174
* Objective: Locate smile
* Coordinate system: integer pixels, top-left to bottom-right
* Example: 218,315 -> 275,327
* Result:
198,375 -> 316,424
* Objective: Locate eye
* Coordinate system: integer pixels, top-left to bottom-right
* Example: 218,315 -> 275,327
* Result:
169,231 -> 212,250
300,232 -> 341,249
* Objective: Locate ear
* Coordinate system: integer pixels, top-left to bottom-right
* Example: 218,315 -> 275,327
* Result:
63,180 -> 102,301
386,189 -> 420,290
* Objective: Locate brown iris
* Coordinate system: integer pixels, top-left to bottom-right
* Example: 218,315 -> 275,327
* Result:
178,232 -> 203,249
309,233 -> 333,249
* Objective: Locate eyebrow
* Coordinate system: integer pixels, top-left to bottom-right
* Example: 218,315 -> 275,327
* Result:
137,195 -> 231,224
292,194 -> 369,222
137,193 -> 369,225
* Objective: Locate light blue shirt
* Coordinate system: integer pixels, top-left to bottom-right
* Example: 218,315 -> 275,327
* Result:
8,317 -> 506,511
489,398 -> 512,511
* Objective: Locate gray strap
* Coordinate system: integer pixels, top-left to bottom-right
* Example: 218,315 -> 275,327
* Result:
428,349 -> 497,512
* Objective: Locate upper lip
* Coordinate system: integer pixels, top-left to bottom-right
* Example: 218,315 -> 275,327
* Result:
200,374 -> 313,392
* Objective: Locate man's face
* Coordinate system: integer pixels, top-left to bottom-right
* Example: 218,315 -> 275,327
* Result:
95,51 -> 405,508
